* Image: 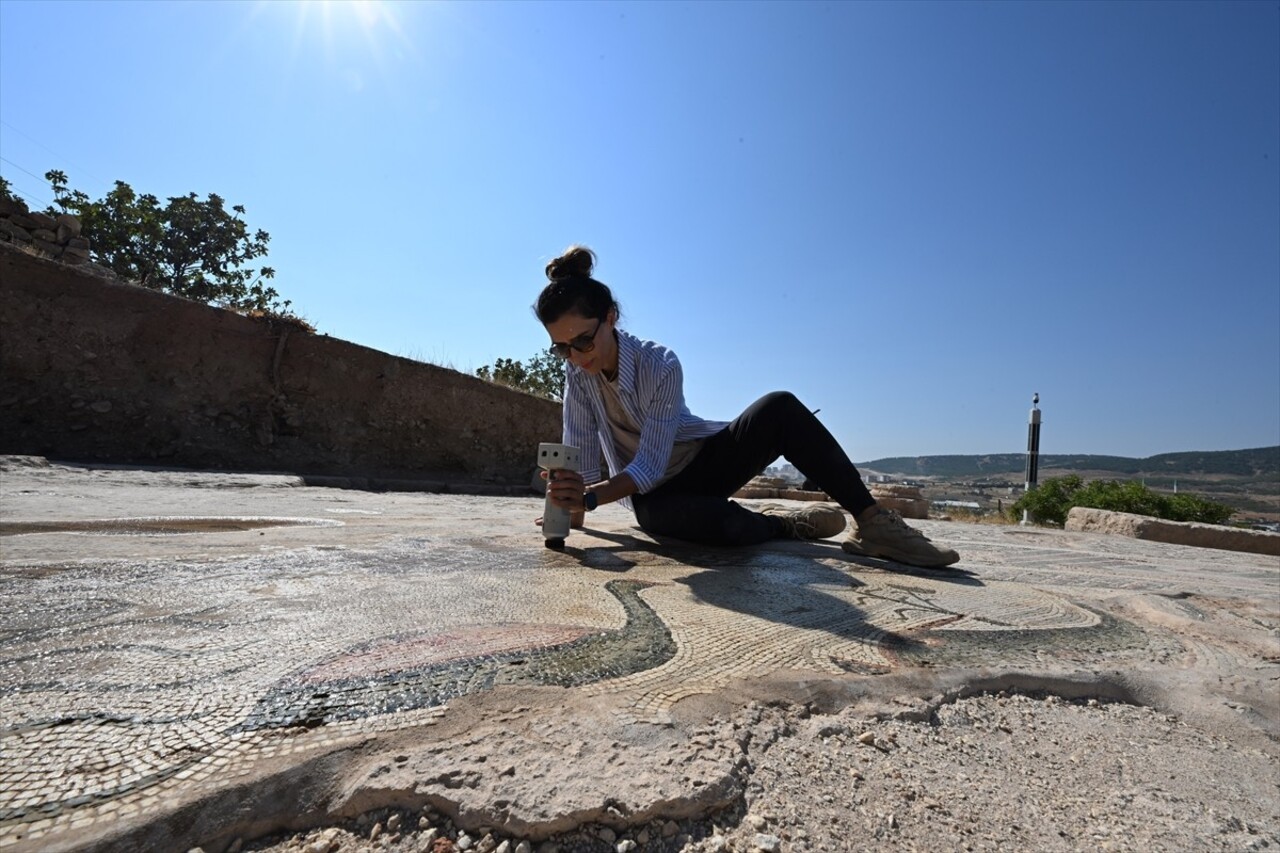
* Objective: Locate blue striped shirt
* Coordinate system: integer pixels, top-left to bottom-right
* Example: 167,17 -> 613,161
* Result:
563,329 -> 727,497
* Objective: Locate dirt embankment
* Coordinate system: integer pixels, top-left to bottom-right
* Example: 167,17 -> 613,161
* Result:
0,243 -> 559,488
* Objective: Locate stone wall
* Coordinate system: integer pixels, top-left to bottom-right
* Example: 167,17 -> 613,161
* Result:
1065,507 -> 1280,557
0,196 -> 91,266
868,484 -> 929,519
0,242 -> 562,490
732,476 -> 831,501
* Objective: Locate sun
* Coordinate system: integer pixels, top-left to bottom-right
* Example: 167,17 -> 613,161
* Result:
347,0 -> 384,28
257,0 -> 405,54
316,0 -> 392,31
303,0 -> 399,42
253,0 -> 415,92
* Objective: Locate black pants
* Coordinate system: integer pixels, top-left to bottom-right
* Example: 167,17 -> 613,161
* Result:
632,391 -> 877,546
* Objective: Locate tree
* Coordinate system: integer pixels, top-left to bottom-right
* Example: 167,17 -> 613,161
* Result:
476,350 -> 565,401
43,170 -> 288,313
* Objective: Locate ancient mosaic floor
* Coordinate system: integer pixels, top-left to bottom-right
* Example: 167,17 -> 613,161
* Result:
1,461 -> 1276,852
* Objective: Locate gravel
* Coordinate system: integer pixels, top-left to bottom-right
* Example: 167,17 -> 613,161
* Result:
239,689 -> 1279,853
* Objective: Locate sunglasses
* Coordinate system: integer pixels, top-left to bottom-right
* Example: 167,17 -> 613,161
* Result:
549,318 -> 603,359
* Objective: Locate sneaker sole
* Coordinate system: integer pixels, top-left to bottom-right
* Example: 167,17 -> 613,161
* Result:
841,538 -> 961,568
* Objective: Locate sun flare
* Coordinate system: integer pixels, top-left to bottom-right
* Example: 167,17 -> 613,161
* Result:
254,0 -> 415,93
315,0 -> 391,30
304,0 -> 398,41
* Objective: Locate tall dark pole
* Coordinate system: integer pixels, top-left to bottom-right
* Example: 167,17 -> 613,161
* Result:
1022,393 -> 1041,525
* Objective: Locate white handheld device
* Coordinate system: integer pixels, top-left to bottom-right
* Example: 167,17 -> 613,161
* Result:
537,442 -> 581,549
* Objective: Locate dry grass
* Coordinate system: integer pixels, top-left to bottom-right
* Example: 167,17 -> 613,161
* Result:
935,508 -> 1016,526
245,308 -> 316,333
398,346 -> 463,372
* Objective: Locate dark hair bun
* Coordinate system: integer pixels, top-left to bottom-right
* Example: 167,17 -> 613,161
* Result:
546,246 -> 596,283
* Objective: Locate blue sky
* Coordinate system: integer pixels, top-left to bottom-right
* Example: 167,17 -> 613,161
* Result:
2,0 -> 1277,461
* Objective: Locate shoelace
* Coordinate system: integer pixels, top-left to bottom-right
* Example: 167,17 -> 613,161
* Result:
878,509 -> 927,540
790,516 -> 818,537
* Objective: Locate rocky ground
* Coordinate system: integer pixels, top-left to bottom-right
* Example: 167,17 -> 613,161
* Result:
234,688 -> 1279,853
6,460 -> 1276,853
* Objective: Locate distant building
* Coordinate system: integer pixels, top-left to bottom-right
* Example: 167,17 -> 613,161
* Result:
932,500 -> 981,510
764,463 -> 803,484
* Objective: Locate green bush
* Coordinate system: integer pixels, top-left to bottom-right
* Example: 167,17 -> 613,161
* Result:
1072,479 -> 1164,518
1009,475 -> 1234,526
1007,474 -> 1082,525
1159,492 -> 1236,525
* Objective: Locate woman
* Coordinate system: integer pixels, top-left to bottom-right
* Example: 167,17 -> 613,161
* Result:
537,246 -> 959,568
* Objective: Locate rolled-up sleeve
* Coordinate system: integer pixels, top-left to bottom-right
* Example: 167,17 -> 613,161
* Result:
620,358 -> 684,493
562,370 -> 603,485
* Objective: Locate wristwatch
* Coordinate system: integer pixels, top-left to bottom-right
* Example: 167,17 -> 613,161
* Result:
583,490 -> 599,512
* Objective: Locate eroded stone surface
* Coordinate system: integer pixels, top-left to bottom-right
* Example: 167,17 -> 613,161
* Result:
1066,505 -> 1280,556
868,484 -> 929,519
1,460 -> 1277,852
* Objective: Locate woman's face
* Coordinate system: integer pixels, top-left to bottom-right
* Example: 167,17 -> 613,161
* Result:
545,310 -> 617,375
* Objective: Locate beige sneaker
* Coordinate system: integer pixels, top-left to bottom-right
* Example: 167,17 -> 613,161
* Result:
842,507 -> 960,567
760,503 -> 847,540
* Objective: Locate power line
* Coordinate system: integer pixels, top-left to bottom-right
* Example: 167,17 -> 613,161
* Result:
1,184 -> 51,209
0,155 -> 55,207
0,155 -> 53,187
0,120 -> 109,190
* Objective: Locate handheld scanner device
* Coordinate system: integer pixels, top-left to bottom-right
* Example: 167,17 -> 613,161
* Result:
537,442 -> 581,549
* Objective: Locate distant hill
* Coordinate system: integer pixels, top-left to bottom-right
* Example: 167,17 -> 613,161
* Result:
859,446 -> 1280,479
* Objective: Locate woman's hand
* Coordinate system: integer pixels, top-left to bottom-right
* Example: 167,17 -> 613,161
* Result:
543,468 -> 587,509
534,469 -> 589,529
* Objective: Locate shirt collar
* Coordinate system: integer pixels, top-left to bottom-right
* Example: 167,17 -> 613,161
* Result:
611,329 -> 638,394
